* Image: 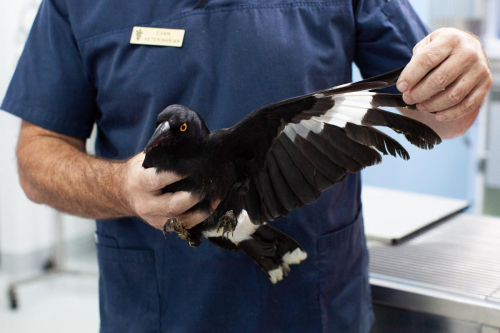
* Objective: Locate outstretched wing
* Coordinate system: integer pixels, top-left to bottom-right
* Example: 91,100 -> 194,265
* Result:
228,67 -> 442,224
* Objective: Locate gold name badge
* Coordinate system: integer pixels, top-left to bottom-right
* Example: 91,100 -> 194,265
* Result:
130,27 -> 185,47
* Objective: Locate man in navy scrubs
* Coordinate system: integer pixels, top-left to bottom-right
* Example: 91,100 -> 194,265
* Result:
2,0 -> 491,332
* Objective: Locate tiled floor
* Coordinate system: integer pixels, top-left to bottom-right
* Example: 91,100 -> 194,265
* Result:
0,252 -> 100,333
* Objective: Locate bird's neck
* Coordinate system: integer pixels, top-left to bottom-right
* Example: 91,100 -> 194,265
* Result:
143,139 -> 207,174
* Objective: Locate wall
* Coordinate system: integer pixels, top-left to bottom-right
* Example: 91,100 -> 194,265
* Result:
0,0 -> 95,273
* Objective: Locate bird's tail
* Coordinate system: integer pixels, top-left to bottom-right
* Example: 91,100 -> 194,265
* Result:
238,223 -> 307,284
204,210 -> 307,284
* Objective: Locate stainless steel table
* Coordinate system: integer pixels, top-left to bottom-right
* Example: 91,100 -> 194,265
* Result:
368,214 -> 500,333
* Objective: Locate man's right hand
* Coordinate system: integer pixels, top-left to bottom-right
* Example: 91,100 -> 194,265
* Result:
16,121 -> 217,227
123,153 -> 214,230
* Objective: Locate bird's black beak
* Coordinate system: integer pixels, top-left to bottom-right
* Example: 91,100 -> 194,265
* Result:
144,121 -> 171,153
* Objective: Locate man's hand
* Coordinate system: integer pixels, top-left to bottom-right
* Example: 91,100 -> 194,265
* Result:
124,153 -> 217,230
397,28 -> 492,123
17,121 -> 217,229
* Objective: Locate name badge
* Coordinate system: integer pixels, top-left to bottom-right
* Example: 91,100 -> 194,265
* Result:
130,27 -> 185,47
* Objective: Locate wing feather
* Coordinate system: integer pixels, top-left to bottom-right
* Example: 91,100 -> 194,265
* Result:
254,170 -> 283,219
243,179 -> 264,224
266,152 -> 302,212
294,133 -> 346,183
271,140 -> 321,204
237,66 -> 442,223
345,123 -> 410,160
277,134 -> 317,187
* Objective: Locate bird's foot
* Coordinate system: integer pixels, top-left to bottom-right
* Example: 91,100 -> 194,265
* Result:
162,218 -> 202,248
216,210 -> 237,236
163,217 -> 189,240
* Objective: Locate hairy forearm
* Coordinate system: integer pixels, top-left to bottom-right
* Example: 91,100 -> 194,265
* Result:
17,121 -> 133,219
398,107 -> 478,139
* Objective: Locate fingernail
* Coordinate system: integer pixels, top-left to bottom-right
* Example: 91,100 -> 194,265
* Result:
417,103 -> 426,112
403,94 -> 414,105
436,114 -> 447,121
398,81 -> 408,92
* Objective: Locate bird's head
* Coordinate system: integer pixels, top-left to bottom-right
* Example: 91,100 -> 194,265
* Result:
143,104 -> 209,169
144,104 -> 209,153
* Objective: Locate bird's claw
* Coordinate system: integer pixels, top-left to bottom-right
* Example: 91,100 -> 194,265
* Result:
162,217 -> 189,240
162,217 -> 202,248
216,210 -> 237,237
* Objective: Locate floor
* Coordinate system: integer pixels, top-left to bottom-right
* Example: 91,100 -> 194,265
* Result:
0,250 -> 100,333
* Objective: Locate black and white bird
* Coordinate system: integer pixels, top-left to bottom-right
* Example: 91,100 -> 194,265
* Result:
142,67 -> 442,284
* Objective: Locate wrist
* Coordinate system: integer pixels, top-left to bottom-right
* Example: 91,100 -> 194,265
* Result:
116,159 -> 137,217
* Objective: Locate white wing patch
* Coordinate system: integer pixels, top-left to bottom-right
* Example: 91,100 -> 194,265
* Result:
284,92 -> 377,142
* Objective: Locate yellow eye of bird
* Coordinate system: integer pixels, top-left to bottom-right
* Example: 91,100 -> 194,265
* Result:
180,123 -> 187,132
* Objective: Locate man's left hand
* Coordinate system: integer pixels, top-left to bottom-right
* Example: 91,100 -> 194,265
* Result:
397,28 -> 492,122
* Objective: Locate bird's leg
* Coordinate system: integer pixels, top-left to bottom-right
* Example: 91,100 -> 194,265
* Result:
216,210 -> 238,236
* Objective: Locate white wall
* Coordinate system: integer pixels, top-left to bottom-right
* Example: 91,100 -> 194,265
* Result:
0,1 -> 94,264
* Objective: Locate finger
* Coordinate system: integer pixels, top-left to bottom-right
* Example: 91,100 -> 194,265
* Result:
405,54 -> 472,105
412,34 -> 431,55
211,199 -> 221,212
178,210 -> 212,229
397,36 -> 454,94
152,191 -> 204,217
416,69 -> 482,112
434,82 -> 488,121
140,167 -> 186,192
178,198 -> 223,229
180,199 -> 222,229
146,216 -> 171,230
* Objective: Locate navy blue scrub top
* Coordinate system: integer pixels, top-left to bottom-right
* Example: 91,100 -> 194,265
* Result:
2,1 -> 428,332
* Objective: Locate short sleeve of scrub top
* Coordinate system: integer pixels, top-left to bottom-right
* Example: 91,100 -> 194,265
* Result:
1,0 -> 98,139
354,0 -> 430,79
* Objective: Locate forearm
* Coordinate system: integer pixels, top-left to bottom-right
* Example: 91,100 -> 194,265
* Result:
17,121 -> 132,219
398,106 -> 478,139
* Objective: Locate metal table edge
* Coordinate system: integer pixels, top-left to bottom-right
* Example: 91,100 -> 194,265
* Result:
370,274 -> 500,327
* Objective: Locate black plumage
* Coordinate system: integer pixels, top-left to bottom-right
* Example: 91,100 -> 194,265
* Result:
143,66 -> 442,283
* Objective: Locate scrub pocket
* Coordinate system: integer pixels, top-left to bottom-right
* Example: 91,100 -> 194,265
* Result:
318,211 -> 373,333
96,234 -> 160,333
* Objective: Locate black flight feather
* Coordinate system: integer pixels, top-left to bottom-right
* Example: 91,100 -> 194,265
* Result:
266,152 -> 302,212
254,170 -> 283,219
314,170 -> 335,192
305,129 -> 363,173
316,66 -> 405,96
370,94 -> 418,109
271,139 -> 321,204
321,124 -> 383,167
260,199 -> 275,222
345,123 -> 410,160
243,180 -> 263,224
277,134 -> 317,188
294,134 -> 346,183
361,108 -> 442,149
